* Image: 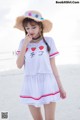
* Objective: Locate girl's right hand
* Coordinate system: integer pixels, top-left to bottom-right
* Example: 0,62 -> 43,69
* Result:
16,33 -> 32,69
25,33 -> 32,44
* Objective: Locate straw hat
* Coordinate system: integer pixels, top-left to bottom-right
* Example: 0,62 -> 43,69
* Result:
14,10 -> 52,33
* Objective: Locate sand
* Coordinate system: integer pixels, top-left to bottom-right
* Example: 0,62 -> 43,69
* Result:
0,64 -> 80,120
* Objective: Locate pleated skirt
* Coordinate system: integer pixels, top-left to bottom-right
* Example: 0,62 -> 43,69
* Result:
20,73 -> 61,107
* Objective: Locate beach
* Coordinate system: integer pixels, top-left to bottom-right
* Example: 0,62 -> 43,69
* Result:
0,64 -> 80,120
0,0 -> 80,119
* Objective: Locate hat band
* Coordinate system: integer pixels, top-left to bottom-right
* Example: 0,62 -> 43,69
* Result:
24,12 -> 44,20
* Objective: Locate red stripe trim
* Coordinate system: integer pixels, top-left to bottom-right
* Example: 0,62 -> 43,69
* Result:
50,52 -> 59,57
16,48 -> 28,55
16,51 -> 20,55
20,91 -> 60,100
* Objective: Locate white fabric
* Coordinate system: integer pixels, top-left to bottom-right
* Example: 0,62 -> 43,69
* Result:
20,73 -> 60,107
17,37 -> 59,75
17,37 -> 60,107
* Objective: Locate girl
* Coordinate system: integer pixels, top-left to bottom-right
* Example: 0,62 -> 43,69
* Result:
14,10 -> 66,120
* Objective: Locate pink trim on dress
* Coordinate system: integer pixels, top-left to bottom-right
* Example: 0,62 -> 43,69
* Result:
16,51 -> 20,55
49,52 -> 59,57
20,91 -> 60,100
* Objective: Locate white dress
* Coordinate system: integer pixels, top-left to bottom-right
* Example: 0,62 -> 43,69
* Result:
17,37 -> 61,107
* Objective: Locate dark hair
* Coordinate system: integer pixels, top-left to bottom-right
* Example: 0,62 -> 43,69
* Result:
22,18 -> 51,52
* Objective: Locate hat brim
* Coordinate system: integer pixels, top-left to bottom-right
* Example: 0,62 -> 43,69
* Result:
14,16 -> 52,33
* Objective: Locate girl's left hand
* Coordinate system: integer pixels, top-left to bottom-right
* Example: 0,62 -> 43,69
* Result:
59,89 -> 67,99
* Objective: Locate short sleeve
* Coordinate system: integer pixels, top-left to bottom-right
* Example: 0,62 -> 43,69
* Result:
16,39 -> 24,55
47,37 -> 59,58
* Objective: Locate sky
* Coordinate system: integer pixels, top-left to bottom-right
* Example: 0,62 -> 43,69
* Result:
0,0 -> 80,64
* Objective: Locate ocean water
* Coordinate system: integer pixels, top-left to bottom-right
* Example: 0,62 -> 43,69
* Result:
0,45 -> 80,72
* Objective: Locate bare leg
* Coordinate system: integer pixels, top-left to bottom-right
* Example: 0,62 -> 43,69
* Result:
44,102 -> 56,120
28,105 -> 43,120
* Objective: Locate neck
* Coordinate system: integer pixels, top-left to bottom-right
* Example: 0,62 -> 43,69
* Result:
30,35 -> 42,43
32,35 -> 41,40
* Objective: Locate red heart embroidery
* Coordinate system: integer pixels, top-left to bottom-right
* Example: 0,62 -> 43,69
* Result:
31,47 -> 36,51
26,48 -> 28,52
39,46 -> 44,50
